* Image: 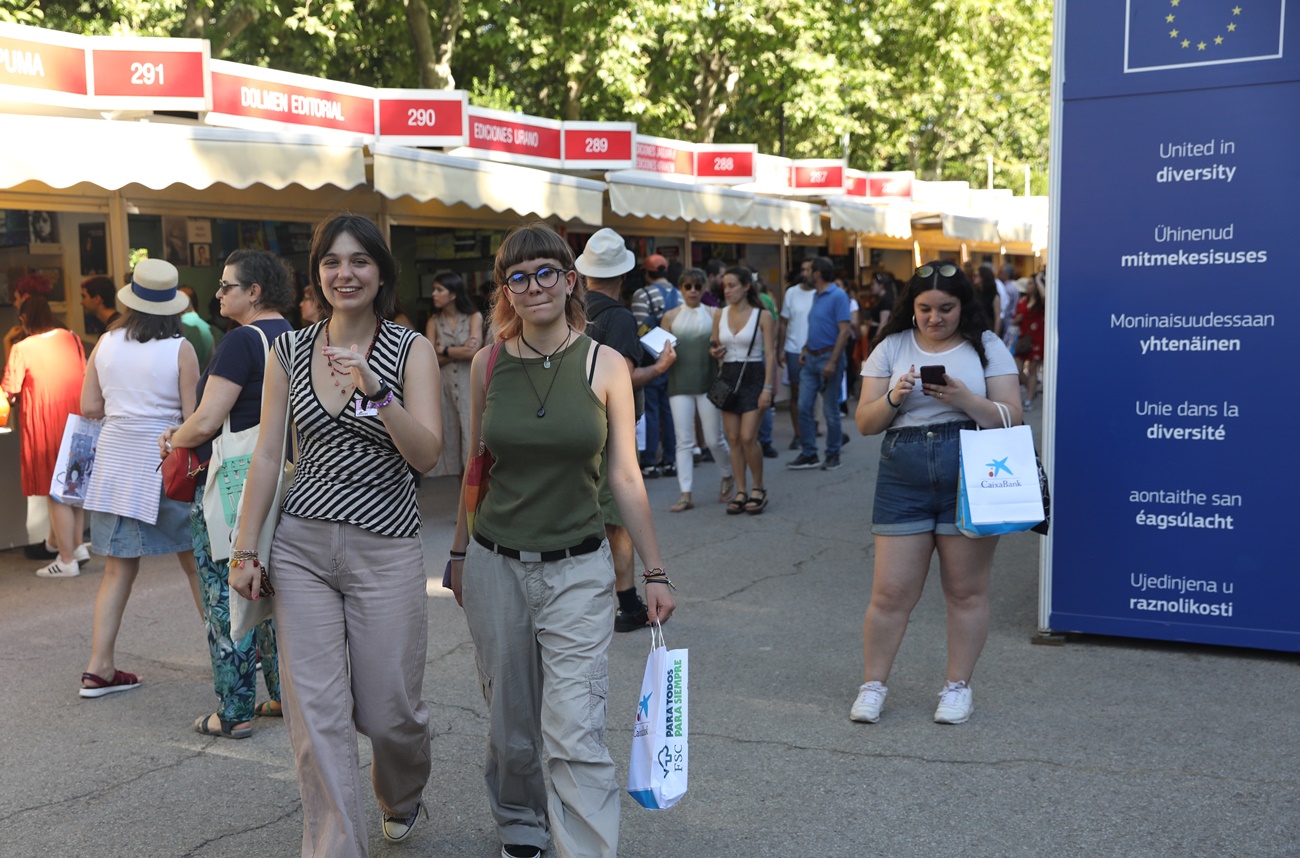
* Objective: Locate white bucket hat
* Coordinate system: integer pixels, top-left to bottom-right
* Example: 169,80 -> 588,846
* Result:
117,258 -> 188,316
575,228 -> 635,279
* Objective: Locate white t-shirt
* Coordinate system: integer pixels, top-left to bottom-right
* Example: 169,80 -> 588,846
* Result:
861,330 -> 1018,428
779,286 -> 816,353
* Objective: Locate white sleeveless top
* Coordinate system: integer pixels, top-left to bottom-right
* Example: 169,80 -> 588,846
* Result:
84,330 -> 185,525
718,307 -> 763,363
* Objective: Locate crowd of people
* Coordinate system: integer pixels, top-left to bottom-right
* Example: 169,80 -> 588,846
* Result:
1,213 -> 1045,857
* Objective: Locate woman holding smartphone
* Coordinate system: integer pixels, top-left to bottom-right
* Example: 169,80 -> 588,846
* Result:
851,262 -> 1019,726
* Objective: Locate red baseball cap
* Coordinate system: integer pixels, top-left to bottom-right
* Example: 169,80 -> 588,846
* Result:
643,253 -> 668,274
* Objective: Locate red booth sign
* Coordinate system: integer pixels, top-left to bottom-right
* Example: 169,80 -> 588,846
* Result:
376,89 -> 468,146
455,106 -> 563,168
89,37 -> 209,111
633,135 -> 695,177
695,144 -> 756,184
563,122 -> 634,170
789,159 -> 845,195
846,171 -> 914,199
207,60 -> 376,137
0,24 -> 89,107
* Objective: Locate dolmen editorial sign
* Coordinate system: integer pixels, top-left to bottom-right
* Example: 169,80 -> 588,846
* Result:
1045,1 -> 1300,650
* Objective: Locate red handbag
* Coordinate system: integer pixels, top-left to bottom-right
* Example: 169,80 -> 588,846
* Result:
463,342 -> 503,534
158,446 -> 206,503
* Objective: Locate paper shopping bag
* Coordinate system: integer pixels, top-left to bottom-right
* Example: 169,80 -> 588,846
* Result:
955,404 -> 1045,537
627,624 -> 688,810
49,415 -> 100,507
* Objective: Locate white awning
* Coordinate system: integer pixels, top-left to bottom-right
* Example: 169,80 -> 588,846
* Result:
605,171 -> 753,227
827,199 -> 912,239
941,213 -> 1000,243
748,196 -> 823,236
0,114 -> 368,191
373,143 -> 605,225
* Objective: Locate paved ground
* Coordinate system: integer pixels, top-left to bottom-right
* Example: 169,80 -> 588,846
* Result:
2,407 -> 1299,858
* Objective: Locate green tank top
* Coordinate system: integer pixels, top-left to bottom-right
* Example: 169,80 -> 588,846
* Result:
667,304 -> 718,396
475,334 -> 608,552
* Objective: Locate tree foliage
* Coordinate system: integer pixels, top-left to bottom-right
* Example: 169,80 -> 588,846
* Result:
14,0 -> 1052,192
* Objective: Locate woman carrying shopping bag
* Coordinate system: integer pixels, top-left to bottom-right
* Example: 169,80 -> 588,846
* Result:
851,262 -> 1020,725
448,222 -> 675,858
158,249 -> 294,739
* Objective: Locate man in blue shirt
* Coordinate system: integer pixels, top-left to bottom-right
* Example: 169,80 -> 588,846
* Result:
788,257 -> 852,471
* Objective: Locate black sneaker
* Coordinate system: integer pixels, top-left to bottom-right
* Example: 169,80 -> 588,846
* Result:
842,432 -> 851,446
502,846 -> 542,858
761,443 -> 778,459
787,436 -> 801,451
23,542 -> 58,561
821,454 -> 842,471
658,461 -> 677,478
615,604 -> 650,632
700,448 -> 715,463
640,463 -> 660,478
787,453 -> 821,470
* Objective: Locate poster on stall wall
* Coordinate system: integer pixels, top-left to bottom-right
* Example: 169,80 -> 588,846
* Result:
162,216 -> 189,267
79,223 -> 107,276
187,218 -> 212,244
1046,1 -> 1300,650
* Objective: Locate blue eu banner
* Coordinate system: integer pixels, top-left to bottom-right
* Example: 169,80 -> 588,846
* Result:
1126,0 -> 1286,72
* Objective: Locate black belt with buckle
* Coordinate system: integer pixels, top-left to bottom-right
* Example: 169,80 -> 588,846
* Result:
473,532 -> 604,563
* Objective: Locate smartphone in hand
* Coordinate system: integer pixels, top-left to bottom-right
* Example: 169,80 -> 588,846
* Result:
920,365 -> 946,389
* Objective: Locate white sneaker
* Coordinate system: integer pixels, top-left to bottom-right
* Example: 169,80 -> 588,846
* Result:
381,800 -> 426,843
849,681 -> 888,723
934,680 -> 973,724
36,558 -> 81,578
73,542 -> 91,565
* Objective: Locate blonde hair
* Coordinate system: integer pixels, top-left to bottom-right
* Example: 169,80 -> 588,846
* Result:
490,222 -> 586,342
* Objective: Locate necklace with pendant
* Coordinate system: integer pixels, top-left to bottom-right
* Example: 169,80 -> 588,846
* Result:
324,316 -> 383,396
517,329 -> 571,418
519,331 -> 568,369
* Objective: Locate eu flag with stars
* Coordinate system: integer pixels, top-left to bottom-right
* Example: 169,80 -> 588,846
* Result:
1125,0 -> 1286,72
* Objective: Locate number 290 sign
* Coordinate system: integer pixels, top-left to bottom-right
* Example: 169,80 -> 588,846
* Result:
376,89 -> 469,147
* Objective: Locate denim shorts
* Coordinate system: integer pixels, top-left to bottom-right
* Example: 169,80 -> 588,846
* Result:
871,420 -> 975,536
91,486 -> 193,558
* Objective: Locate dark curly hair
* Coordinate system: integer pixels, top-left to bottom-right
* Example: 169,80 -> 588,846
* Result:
224,249 -> 296,314
874,261 -> 992,367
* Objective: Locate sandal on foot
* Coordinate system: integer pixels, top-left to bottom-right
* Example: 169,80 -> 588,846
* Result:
670,494 -> 695,513
745,488 -> 769,515
194,713 -> 252,740
726,492 -> 748,515
79,670 -> 141,698
718,476 -> 736,503
255,701 -> 283,718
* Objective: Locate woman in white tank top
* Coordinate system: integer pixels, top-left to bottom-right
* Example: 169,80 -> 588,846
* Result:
709,266 -> 777,514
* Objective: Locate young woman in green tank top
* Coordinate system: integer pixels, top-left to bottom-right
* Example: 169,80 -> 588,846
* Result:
449,223 -> 674,858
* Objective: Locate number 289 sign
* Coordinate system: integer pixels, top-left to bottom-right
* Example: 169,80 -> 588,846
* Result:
563,122 -> 635,170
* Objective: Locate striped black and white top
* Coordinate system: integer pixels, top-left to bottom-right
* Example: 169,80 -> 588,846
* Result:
275,319 -> 421,538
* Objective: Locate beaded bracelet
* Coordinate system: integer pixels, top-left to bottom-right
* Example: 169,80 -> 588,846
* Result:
231,548 -> 259,563
643,567 -> 677,590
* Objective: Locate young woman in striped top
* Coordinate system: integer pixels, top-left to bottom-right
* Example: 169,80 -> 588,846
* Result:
230,214 -> 442,855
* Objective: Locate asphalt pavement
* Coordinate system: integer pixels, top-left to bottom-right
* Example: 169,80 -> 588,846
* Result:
2,406 -> 1298,858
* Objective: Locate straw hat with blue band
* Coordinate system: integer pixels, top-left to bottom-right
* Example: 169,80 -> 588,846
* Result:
117,258 -> 188,316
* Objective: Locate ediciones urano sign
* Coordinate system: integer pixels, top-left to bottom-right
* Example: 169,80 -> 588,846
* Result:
1046,1 -> 1300,650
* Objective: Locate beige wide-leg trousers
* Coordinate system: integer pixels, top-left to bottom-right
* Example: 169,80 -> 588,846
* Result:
463,539 -> 620,858
271,514 -> 431,858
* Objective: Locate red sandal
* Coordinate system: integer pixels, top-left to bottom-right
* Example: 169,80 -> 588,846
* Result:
79,669 -> 142,698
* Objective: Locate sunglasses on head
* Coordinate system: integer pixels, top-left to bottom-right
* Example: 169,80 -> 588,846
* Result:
915,264 -> 959,279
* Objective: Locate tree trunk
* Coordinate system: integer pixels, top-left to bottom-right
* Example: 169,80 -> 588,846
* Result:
179,0 -> 205,38
405,0 -> 464,89
693,49 -> 738,143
